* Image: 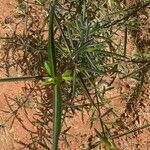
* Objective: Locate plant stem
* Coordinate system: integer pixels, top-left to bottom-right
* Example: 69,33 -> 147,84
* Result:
48,1 -> 62,149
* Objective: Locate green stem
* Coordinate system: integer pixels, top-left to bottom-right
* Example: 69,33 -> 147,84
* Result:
53,84 -> 62,149
48,1 -> 62,150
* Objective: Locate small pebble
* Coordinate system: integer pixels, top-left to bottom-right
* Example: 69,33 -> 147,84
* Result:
4,16 -> 13,24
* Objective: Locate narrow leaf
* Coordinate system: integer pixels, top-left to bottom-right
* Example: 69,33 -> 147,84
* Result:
44,61 -> 51,76
62,70 -> 72,77
0,76 -> 44,82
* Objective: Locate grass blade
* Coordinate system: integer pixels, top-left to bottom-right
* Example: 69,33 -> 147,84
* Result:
0,76 -> 45,82
124,26 -> 128,56
111,123 -> 150,139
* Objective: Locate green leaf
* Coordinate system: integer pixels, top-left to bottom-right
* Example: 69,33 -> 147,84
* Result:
61,47 -> 70,53
95,128 -> 119,150
62,70 -> 73,81
85,45 -> 103,52
62,70 -> 72,77
62,76 -> 73,81
43,77 -> 55,85
44,61 -> 51,76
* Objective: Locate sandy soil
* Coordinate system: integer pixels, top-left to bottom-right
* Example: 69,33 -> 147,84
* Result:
0,1 -> 150,150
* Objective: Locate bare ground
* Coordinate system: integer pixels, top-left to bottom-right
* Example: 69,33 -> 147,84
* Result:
0,1 -> 150,150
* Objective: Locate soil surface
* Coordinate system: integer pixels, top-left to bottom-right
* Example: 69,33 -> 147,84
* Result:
0,1 -> 150,150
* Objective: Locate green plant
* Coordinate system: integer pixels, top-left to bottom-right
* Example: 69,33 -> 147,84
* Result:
0,0 -> 150,149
